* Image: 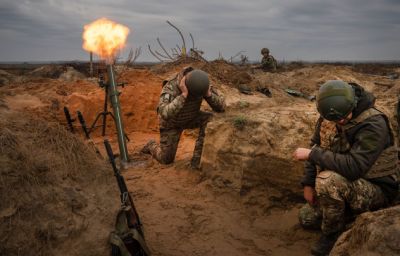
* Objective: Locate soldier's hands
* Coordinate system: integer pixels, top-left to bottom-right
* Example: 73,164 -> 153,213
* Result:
293,147 -> 311,161
205,85 -> 212,98
179,76 -> 189,98
304,186 -> 317,205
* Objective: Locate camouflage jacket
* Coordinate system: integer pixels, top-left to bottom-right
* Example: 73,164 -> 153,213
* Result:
261,55 -> 277,71
157,72 -> 225,129
302,84 -> 399,201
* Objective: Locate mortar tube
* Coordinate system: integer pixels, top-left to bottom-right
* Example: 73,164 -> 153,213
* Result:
107,64 -> 129,166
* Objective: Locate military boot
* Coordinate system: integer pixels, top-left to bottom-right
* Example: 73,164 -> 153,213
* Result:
311,232 -> 340,256
141,139 -> 156,154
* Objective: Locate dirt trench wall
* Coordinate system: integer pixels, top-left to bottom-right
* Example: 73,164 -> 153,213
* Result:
0,108 -> 120,256
331,205 -> 400,256
64,69 -> 162,136
201,107 -> 318,193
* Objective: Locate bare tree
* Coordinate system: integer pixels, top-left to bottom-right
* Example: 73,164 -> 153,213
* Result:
155,49 -> 170,60
190,33 -> 195,50
147,21 -> 207,62
157,38 -> 174,60
116,47 -> 142,77
148,44 -> 164,62
240,54 -> 249,65
230,51 -> 245,63
166,20 -> 186,56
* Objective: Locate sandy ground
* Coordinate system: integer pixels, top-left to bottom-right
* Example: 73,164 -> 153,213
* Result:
1,61 -> 399,255
114,133 -> 319,256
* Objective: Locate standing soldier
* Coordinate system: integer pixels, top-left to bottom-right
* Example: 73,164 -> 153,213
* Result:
260,47 -> 277,71
293,80 -> 399,255
141,67 -> 225,169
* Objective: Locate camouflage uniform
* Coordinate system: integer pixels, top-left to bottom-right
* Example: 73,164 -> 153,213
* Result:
299,118 -> 337,230
261,55 -> 277,71
299,84 -> 399,235
145,68 -> 225,167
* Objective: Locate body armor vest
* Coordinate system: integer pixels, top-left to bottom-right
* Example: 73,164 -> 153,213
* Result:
169,97 -> 203,127
325,108 -> 399,179
159,76 -> 203,129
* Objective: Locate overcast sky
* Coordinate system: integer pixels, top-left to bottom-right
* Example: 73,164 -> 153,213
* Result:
1,0 -> 399,62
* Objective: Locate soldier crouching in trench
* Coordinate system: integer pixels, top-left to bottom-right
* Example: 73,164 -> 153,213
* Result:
259,47 -> 277,72
141,67 -> 225,169
293,80 -> 399,255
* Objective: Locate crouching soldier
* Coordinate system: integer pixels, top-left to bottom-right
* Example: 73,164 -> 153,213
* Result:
293,80 -> 399,255
141,67 -> 225,169
260,47 -> 277,72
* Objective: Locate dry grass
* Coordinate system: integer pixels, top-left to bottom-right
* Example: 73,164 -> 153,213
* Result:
232,115 -> 248,130
0,113 -> 103,186
0,109 -> 112,255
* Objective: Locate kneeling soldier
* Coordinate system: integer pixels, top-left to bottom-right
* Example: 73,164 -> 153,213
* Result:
142,67 -> 225,169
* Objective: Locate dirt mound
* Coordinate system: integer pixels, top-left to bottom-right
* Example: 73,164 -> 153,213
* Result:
59,67 -> 86,82
278,61 -> 308,72
351,63 -> 400,76
331,205 -> 400,255
0,69 -> 17,86
201,103 -> 316,201
147,58 -> 254,89
149,57 -> 205,75
0,108 -> 119,256
28,65 -> 65,79
199,60 -> 253,85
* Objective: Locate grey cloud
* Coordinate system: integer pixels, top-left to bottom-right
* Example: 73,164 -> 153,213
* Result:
0,0 -> 399,62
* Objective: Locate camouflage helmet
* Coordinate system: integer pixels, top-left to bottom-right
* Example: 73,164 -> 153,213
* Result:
185,69 -> 210,97
261,48 -> 270,54
317,80 -> 357,121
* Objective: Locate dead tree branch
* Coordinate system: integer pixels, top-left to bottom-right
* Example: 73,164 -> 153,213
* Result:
148,21 -> 206,62
190,33 -> 195,50
190,48 -> 208,63
240,54 -> 249,65
115,47 -> 142,77
155,50 -> 170,60
230,51 -> 245,62
171,48 -> 179,56
132,47 -> 141,62
157,38 -> 174,60
166,20 -> 186,56
172,48 -> 182,58
124,47 -> 141,65
148,44 -> 164,62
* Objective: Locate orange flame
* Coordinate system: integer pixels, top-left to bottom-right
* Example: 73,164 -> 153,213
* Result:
82,18 -> 130,62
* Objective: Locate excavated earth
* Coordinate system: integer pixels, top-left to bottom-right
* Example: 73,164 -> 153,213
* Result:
0,60 -> 399,255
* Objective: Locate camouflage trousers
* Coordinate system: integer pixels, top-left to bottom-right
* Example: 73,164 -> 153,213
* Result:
148,111 -> 212,167
299,171 -> 387,235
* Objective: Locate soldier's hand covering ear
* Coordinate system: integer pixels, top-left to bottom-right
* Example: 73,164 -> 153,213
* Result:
179,76 -> 189,98
205,85 -> 212,98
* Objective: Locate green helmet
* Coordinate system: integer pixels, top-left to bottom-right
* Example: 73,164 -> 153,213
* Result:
317,80 -> 356,121
261,48 -> 269,54
185,69 -> 209,97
